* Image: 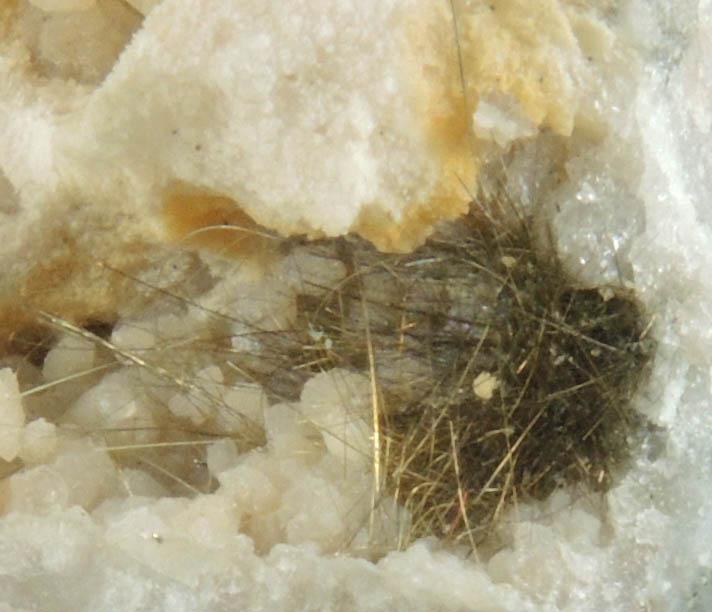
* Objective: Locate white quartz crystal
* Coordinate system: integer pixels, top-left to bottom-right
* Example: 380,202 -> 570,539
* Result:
42,334 -> 96,383
299,369 -> 373,471
0,368 -> 24,462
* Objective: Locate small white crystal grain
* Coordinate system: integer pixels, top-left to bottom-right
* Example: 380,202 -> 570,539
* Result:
0,368 -> 24,461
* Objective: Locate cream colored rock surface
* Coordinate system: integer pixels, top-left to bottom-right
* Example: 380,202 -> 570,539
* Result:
0,0 -> 616,340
